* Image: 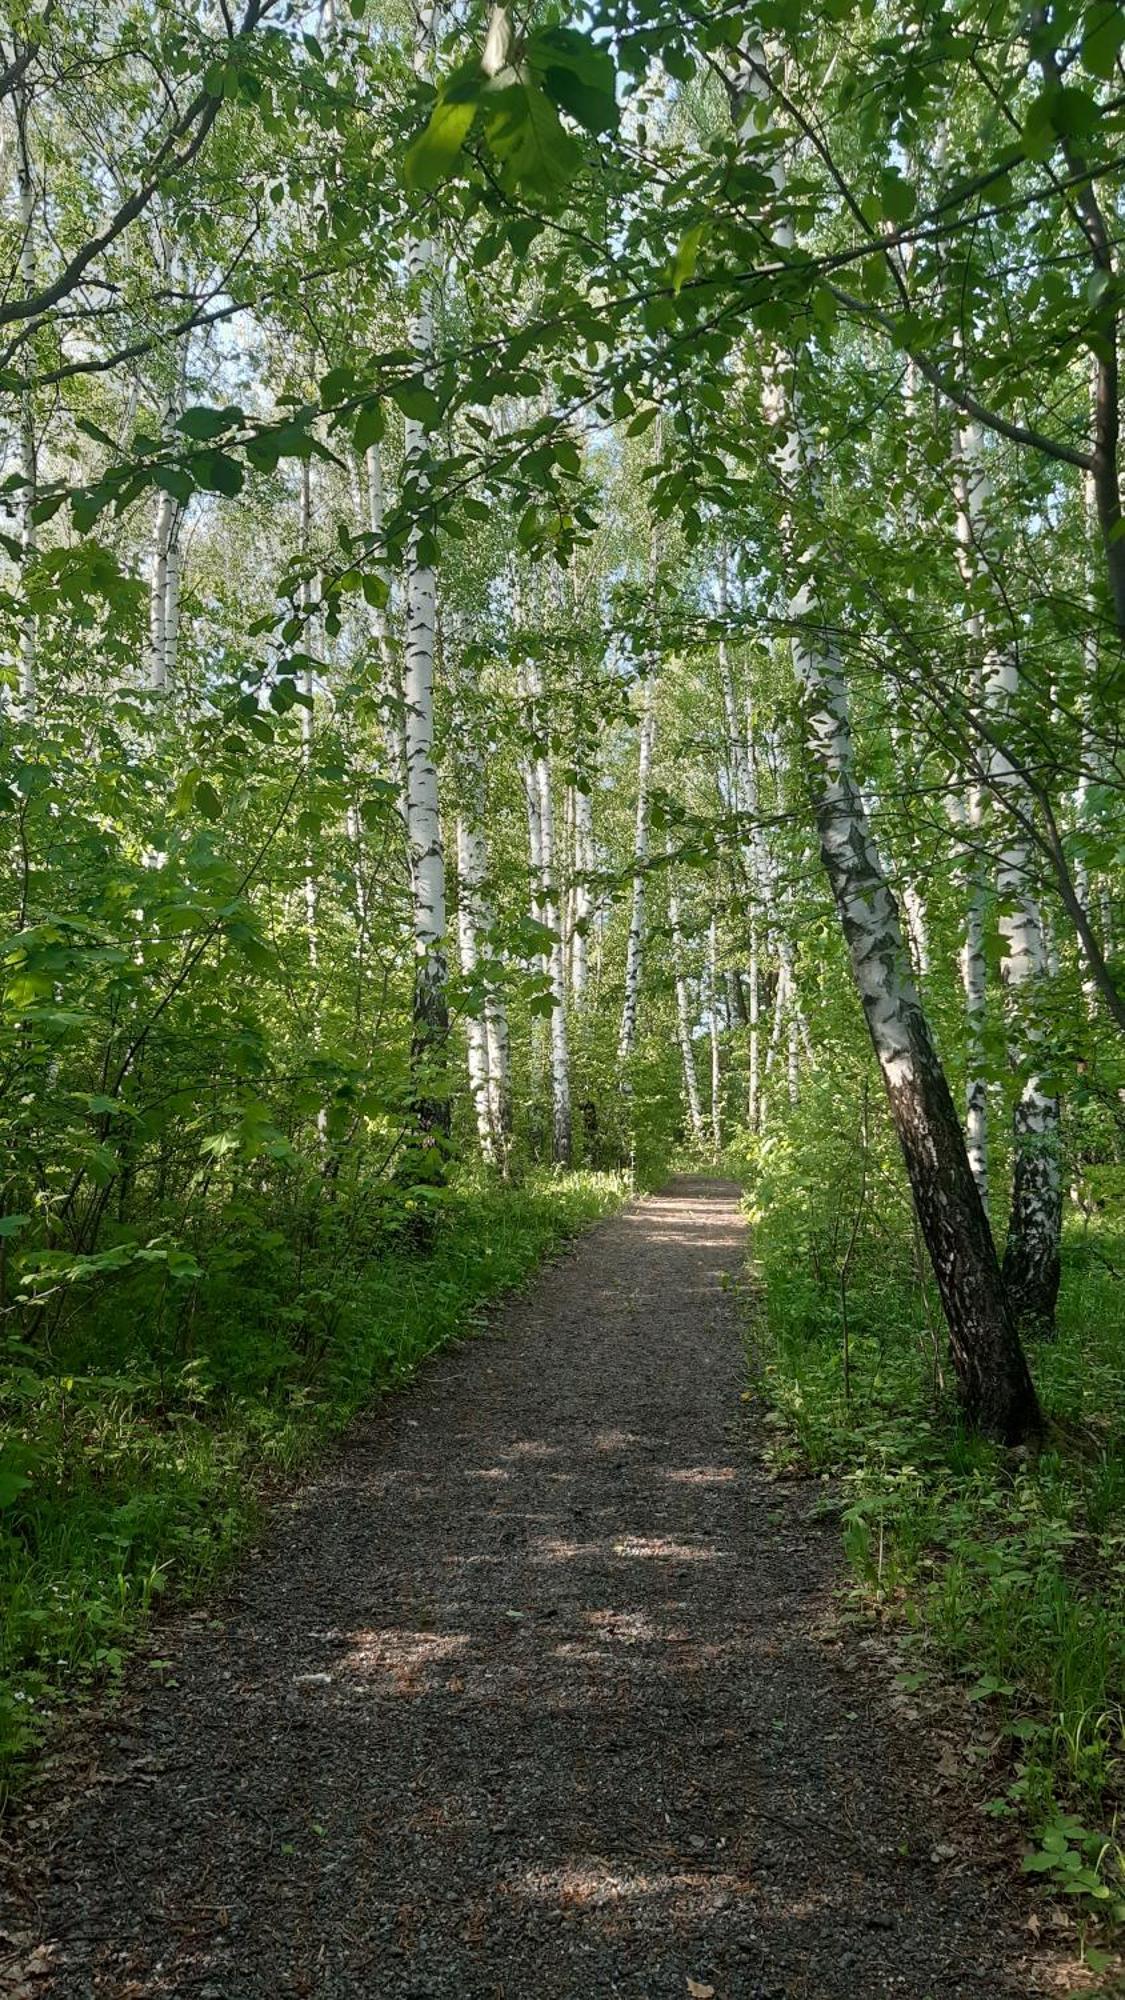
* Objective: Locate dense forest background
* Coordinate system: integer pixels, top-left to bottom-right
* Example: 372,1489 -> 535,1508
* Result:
1,0 -> 1124,1939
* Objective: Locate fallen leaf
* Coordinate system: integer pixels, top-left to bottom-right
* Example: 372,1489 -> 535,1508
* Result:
687,1981 -> 715,1999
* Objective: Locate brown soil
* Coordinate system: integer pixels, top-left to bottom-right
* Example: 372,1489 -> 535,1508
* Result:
0,1179 -> 1077,1997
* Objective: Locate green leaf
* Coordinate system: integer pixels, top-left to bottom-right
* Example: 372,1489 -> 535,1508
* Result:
404,94 -> 478,191
484,80 -> 581,199
189,450 -> 244,497
388,380 -> 442,426
0,1456 -> 31,1507
0,1212 -> 29,1238
672,223 -> 707,293
195,781 -> 222,820
541,69 -> 616,137
1023,84 -> 1100,159
154,465 -> 195,505
879,169 -> 915,223
177,405 -> 242,442
1083,0 -> 1125,76
319,364 -> 356,405
353,401 -> 385,453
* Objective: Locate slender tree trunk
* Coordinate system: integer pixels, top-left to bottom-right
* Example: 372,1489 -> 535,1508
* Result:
735,43 -> 1040,1438
1074,452 -> 1102,1015
950,449 -> 991,1205
957,412 -> 1061,1331
297,455 -> 319,967
147,327 -> 188,693
708,910 -> 722,1154
13,87 -> 36,721
668,847 -> 704,1145
617,665 -> 657,1068
570,782 -> 593,1003
525,656 -> 571,1165
357,438 -> 410,822
455,806 -> 496,1164
402,1 -> 448,1138
747,919 -> 761,1130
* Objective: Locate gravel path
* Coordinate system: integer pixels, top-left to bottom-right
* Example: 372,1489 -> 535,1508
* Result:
3,1178 -> 1062,1998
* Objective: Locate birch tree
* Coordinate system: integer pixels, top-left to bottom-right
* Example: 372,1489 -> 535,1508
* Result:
401,0 -> 449,1140
732,42 -> 1039,1438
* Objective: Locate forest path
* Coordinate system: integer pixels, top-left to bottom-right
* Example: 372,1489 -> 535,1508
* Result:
7,1178 -> 1052,1998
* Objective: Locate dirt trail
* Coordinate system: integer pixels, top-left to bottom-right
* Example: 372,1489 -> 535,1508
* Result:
4,1178 -> 1056,1997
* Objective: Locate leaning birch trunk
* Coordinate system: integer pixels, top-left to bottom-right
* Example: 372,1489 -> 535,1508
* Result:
13,87 -> 36,721
617,665 -> 657,1069
402,1 -> 449,1140
735,44 -> 1039,1439
957,412 -> 1061,1331
667,845 -> 705,1145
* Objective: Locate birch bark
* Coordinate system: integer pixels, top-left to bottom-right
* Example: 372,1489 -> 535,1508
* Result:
956,413 -> 1061,1331
708,910 -> 722,1154
13,86 -> 36,721
519,650 -> 570,1163
950,447 -> 991,1205
734,44 -> 1039,1437
402,0 -> 449,1137
667,844 -> 704,1146
297,455 -> 319,966
617,664 -> 656,1069
570,782 -> 593,1003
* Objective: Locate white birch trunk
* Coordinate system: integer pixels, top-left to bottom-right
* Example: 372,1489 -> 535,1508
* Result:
617,667 -> 657,1068
402,3 -> 448,1123
569,783 -> 593,1004
950,450 -> 991,1205
747,920 -> 761,1130
667,849 -> 704,1145
297,455 -> 319,966
519,653 -> 570,1163
538,746 -> 571,1165
708,910 -> 722,1153
13,91 -> 36,721
455,806 -> 495,1163
957,412 -> 1060,1327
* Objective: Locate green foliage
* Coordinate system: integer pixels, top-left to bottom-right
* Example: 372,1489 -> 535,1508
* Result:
0,1167 -> 625,1789
744,1072 -> 1125,1929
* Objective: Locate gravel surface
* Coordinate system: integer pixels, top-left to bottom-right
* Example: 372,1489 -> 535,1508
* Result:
2,1178 -> 1073,1997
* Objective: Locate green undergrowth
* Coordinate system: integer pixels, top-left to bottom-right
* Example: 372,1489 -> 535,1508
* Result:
736,1081 -> 1125,1944
0,1166 -> 625,1794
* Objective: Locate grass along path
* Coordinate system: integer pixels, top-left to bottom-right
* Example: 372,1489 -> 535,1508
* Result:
0,1168 -> 626,1791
